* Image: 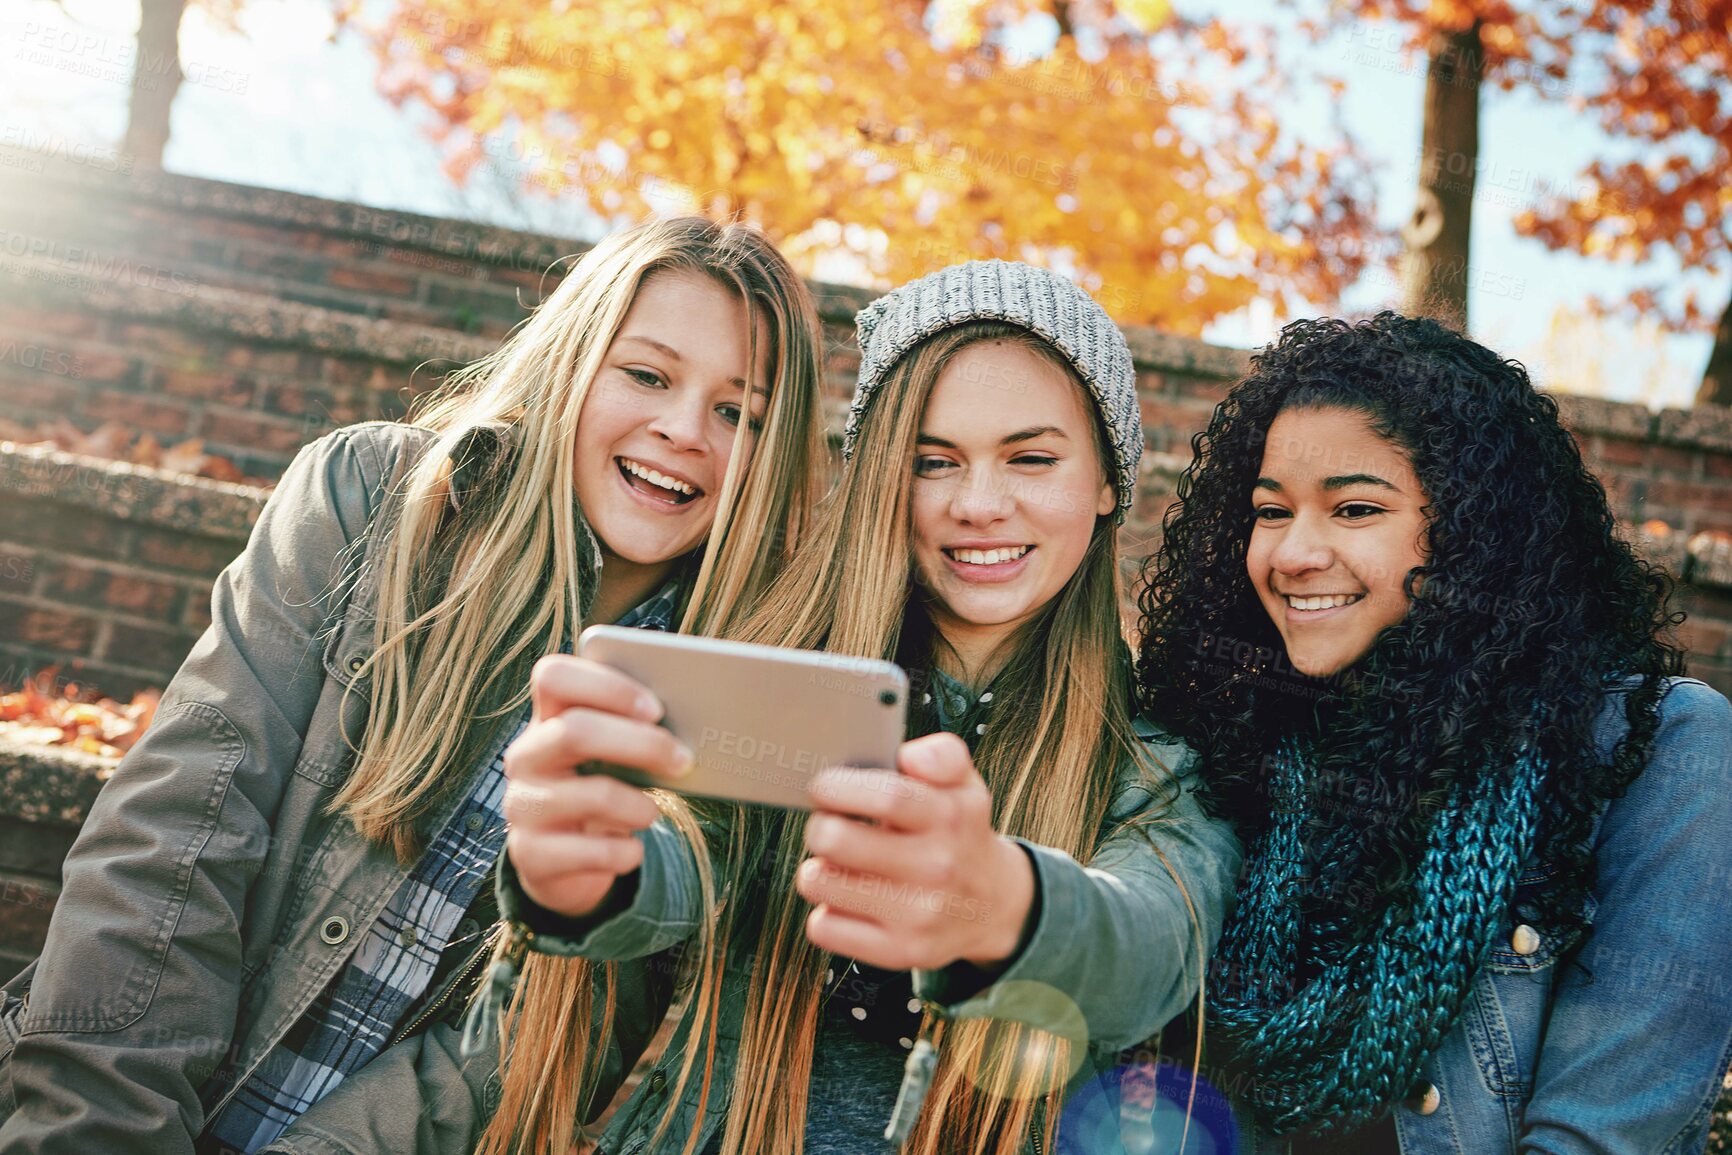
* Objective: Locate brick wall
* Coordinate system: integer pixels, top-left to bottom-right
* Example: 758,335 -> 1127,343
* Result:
3,150 -> 1732,971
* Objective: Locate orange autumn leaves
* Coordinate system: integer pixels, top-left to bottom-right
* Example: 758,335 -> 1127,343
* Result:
0,418 -> 270,487
0,668 -> 160,762
346,0 -> 1378,331
1321,0 -> 1732,333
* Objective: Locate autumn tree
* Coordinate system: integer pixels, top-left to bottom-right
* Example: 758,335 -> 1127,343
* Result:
116,0 -> 246,167
1511,1 -> 1732,407
342,0 -> 1381,330
1317,1 -> 1731,403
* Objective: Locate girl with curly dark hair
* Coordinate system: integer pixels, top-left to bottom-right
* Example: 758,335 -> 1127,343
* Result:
1133,312 -> 1732,1153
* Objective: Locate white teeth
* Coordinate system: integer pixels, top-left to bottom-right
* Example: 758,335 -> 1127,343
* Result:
621,458 -> 695,495
951,545 -> 1031,566
1286,594 -> 1362,611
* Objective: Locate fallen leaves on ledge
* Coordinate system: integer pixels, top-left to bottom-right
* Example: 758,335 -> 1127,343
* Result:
0,418 -> 273,488
0,666 -> 161,763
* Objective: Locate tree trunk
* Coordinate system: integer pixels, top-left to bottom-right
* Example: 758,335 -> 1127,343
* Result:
120,0 -> 189,170
1400,20 -> 1483,331
1696,292 -> 1732,408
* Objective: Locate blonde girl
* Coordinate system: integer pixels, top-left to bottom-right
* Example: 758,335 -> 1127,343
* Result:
0,216 -> 826,1155
478,261 -> 1243,1155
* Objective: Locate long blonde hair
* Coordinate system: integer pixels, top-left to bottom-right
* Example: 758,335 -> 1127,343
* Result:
484,322 -> 1198,1155
331,216 -> 826,861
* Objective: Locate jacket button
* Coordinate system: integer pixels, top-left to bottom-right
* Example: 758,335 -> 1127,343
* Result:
1511,924 -> 1540,955
346,655 -> 366,674
319,915 -> 351,945
648,1068 -> 666,1090
1407,1081 -> 1441,1115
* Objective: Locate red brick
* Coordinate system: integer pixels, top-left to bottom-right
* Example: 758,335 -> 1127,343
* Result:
1590,436 -> 1651,468
77,391 -> 195,437
257,382 -> 370,426
2,501 -> 124,556
0,600 -> 99,653
155,366 -> 254,406
111,323 -> 213,361
106,573 -> 185,618
66,351 -> 137,384
1140,397 -> 1215,436
1685,517 -> 1732,537
0,551 -> 37,592
182,588 -> 213,632
199,410 -> 311,457
218,346 -> 303,376
128,527 -> 240,577
0,309 -> 100,339
319,357 -> 391,389
36,559 -> 102,603
1172,374 -> 1232,402
0,877 -> 58,959
1681,620 -> 1731,658
1645,445 -> 1699,477
103,620 -> 203,670
1704,454 -> 1732,481
0,370 -> 78,414
326,266 -> 418,297
1647,480 -> 1732,510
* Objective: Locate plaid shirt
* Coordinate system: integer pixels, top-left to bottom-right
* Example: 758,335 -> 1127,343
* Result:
205,579 -> 683,1154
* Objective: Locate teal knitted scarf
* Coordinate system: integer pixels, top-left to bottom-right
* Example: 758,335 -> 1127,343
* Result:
1208,735 -> 1546,1135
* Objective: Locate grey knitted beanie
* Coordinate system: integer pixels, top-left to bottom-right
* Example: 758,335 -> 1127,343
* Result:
842,259 -> 1142,515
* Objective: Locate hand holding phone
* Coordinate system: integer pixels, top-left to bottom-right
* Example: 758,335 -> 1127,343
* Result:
575,626 -> 908,810
501,654 -> 694,919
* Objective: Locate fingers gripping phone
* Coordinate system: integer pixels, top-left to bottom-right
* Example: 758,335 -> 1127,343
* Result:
575,626 -> 909,809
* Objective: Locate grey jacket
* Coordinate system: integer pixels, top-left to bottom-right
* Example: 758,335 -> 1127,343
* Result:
0,421 -> 637,1153
255,720 -> 1244,1155
0,416 -> 1246,1154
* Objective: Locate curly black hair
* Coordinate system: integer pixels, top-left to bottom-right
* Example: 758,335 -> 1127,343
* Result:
1135,311 -> 1684,948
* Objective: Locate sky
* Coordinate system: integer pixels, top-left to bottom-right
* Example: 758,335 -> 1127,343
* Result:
0,0 -> 1717,409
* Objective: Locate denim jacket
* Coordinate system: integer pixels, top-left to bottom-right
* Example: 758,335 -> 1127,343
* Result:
1193,676 -> 1732,1155
0,421 -> 580,1153
249,696 -> 1244,1155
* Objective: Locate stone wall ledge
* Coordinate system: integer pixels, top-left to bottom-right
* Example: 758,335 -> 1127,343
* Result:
0,737 -> 111,828
0,440 -> 266,539
0,254 -> 497,368
0,146 -> 583,274
1554,393 -> 1732,455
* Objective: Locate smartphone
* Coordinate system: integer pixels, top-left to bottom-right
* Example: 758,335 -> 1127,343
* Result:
575,625 -> 909,809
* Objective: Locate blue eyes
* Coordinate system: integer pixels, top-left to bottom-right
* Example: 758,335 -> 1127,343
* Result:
621,367 -> 761,432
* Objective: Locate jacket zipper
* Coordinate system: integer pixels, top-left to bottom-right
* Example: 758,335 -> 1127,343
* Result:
1028,1095 -> 1047,1155
389,933 -> 495,1047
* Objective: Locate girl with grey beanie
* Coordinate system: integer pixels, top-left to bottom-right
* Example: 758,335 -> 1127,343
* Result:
281,260 -> 1242,1155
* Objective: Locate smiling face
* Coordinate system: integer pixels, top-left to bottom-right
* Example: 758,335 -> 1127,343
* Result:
1246,405 -> 1430,678
572,269 -> 769,571
909,339 -> 1116,673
